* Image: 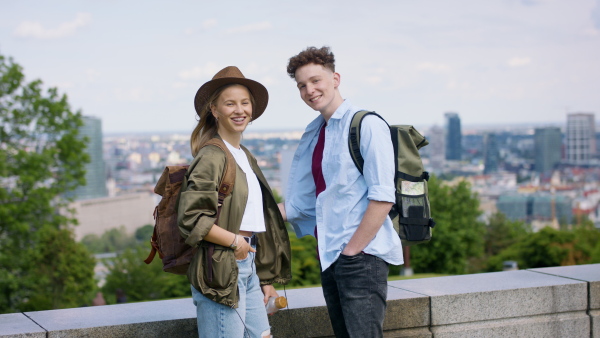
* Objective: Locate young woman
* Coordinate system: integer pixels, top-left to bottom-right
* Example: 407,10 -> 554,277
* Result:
178,66 -> 291,338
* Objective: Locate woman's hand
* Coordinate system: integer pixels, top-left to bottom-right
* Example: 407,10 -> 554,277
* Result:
260,284 -> 278,304
277,203 -> 287,222
233,235 -> 256,260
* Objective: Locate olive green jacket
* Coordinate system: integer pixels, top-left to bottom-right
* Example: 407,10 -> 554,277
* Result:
177,137 -> 292,308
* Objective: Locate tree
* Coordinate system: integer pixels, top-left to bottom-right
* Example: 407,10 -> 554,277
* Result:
135,224 -> 154,243
486,221 -> 600,271
102,244 -> 190,303
81,225 -> 152,254
21,227 -> 97,311
273,189 -> 322,287
484,212 -> 530,257
288,234 -> 321,287
409,176 -> 486,274
0,53 -> 93,313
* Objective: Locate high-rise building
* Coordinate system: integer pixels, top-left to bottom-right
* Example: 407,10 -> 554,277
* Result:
497,193 -> 572,225
426,124 -> 445,173
70,116 -> 108,200
444,112 -> 462,161
483,133 -> 499,174
534,127 -> 562,173
566,113 -> 596,164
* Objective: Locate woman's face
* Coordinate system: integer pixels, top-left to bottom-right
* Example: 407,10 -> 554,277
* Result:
211,84 -> 253,139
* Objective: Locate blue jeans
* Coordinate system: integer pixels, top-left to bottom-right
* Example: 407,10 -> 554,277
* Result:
321,253 -> 389,338
191,249 -> 270,338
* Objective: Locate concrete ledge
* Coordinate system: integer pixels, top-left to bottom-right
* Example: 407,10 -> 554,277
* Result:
1,263 -> 598,338
391,270 -> 587,325
0,313 -> 45,338
530,264 -> 600,309
25,299 -> 197,338
431,312 -> 590,338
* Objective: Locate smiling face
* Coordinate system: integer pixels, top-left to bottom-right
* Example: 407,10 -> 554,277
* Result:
294,63 -> 343,119
211,84 -> 253,145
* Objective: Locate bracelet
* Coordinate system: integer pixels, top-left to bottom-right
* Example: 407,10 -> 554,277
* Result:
229,234 -> 239,250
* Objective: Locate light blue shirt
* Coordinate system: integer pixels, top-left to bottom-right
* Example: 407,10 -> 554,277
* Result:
285,100 -> 403,271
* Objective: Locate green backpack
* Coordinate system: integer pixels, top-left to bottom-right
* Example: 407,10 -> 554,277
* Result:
348,110 -> 436,246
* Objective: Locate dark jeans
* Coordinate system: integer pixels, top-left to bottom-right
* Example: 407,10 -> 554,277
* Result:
321,253 -> 389,338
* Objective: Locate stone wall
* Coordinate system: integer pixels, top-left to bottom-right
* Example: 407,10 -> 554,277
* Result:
1,264 -> 598,337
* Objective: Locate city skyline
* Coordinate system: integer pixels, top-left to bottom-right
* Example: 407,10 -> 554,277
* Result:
1,0 -> 599,133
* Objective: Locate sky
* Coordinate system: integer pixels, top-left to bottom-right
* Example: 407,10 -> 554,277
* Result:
1,0 -> 599,134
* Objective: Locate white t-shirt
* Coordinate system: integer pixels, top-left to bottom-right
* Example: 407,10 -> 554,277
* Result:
223,140 -> 266,233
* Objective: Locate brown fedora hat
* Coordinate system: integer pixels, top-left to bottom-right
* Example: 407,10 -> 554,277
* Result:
194,66 -> 269,121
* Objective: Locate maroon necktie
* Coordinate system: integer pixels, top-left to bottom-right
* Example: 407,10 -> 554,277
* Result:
311,124 -> 326,260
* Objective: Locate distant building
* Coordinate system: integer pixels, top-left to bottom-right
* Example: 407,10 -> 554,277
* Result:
496,193 -> 572,227
70,193 -> 156,241
531,194 -> 572,223
444,112 -> 462,161
483,133 -> 500,174
279,145 -> 297,197
534,127 -> 562,174
497,194 -> 530,221
566,113 -> 596,164
426,124 -> 445,173
70,116 -> 108,200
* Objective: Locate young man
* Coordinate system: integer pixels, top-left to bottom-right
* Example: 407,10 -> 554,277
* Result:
278,46 -> 403,337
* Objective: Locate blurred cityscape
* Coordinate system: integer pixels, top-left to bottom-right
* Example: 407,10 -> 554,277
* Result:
69,112 -> 600,241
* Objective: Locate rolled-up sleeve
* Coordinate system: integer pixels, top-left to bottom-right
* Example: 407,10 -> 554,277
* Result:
177,146 -> 226,246
359,115 -> 395,203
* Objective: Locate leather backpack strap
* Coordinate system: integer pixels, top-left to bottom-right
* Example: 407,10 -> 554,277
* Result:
201,137 -> 237,283
204,138 -> 236,222
143,206 -> 160,264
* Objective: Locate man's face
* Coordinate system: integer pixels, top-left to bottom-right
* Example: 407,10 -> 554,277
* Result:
294,63 -> 340,115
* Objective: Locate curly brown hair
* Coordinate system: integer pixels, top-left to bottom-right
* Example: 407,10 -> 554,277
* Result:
287,46 -> 335,79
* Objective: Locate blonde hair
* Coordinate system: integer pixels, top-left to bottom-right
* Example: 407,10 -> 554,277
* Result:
190,84 -> 256,157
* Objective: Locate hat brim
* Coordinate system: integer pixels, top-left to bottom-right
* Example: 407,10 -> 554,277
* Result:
194,77 -> 269,121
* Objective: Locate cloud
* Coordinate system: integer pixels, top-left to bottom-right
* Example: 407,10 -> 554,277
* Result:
416,62 -> 451,73
225,22 -> 272,34
259,76 -> 277,86
184,19 -> 218,35
52,82 -> 74,90
14,12 -> 92,39
366,76 -> 383,85
520,0 -> 539,6
114,87 -> 153,102
507,57 -> 532,67
86,69 -> 101,82
203,19 -> 218,29
178,63 -> 221,81
592,0 -> 600,30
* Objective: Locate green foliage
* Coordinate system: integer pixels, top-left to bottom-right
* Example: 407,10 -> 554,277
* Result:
135,224 -> 154,243
275,190 -> 321,287
21,227 -> 97,311
484,212 -> 530,257
101,243 -> 189,303
485,222 -> 600,271
287,233 -> 321,287
81,226 -> 138,253
272,189 -> 283,204
410,176 -> 486,274
0,53 -> 93,313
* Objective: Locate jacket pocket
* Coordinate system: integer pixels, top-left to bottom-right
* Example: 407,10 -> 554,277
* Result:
190,245 -> 237,295
203,247 -> 236,289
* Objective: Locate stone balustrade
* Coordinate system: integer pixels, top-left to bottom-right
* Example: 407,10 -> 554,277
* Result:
1,264 -> 598,337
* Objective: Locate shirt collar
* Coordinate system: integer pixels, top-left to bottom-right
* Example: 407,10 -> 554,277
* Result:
329,99 -> 352,121
304,99 -> 353,132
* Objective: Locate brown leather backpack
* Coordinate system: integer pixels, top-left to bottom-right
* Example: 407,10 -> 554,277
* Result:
144,138 -> 235,275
